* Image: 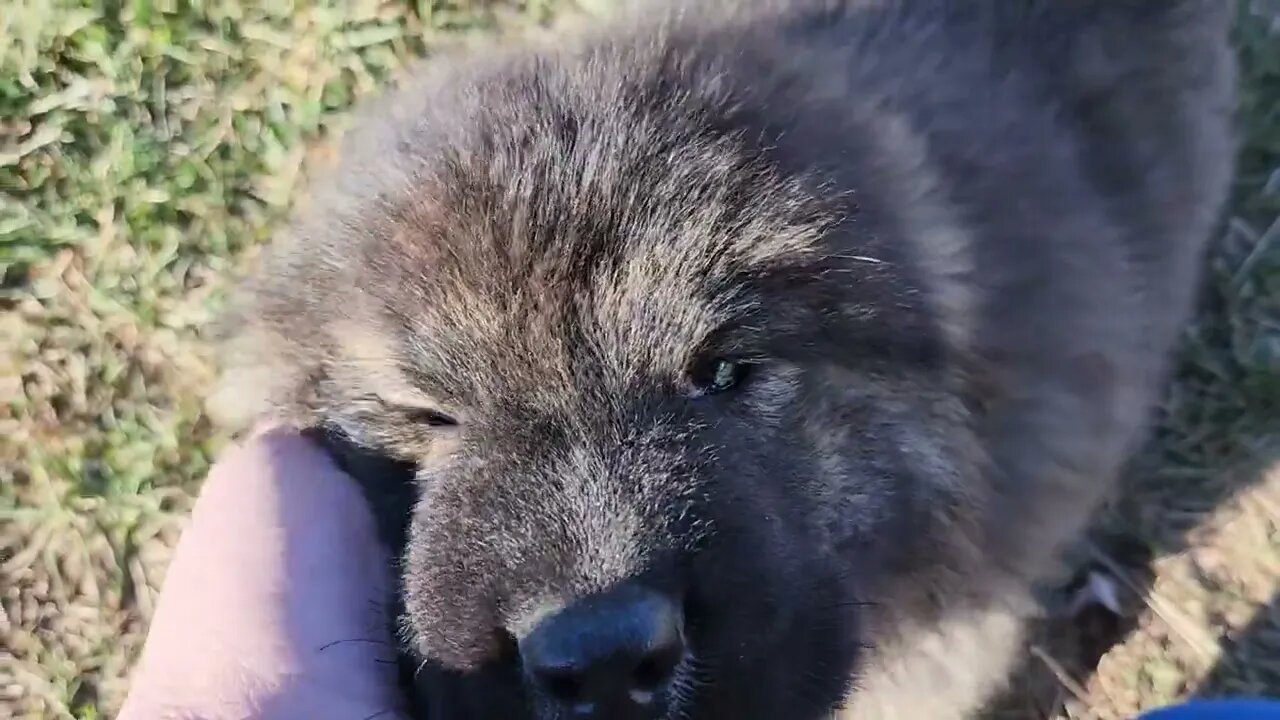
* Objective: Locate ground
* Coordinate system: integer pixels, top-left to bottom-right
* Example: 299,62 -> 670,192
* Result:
0,1 -> 1276,719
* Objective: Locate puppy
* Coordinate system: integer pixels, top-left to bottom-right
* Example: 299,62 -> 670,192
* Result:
210,2 -> 1237,718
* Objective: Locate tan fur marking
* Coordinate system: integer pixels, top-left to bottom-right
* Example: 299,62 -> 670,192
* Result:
840,603 -> 1028,720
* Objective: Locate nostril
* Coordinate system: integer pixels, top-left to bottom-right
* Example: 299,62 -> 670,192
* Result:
632,648 -> 679,691
633,656 -> 663,690
538,667 -> 585,703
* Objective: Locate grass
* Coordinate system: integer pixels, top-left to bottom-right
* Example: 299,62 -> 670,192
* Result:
0,1 -> 1276,718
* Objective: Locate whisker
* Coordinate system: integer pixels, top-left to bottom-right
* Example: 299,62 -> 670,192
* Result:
667,650 -> 702,719
317,637 -> 395,652
825,253 -> 886,265
831,600 -> 879,608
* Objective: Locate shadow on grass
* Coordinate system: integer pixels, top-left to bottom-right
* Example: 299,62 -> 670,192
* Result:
982,448 -> 1280,720
1195,589 -> 1280,701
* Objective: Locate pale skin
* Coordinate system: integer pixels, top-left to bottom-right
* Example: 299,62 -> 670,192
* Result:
117,427 -> 409,720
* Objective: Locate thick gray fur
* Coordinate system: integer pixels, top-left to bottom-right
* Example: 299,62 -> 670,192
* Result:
210,2 -> 1237,718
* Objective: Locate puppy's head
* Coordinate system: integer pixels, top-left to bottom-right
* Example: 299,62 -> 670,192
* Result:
213,43 -> 986,720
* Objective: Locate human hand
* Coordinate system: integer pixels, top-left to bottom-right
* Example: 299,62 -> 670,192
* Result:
117,427 -> 409,720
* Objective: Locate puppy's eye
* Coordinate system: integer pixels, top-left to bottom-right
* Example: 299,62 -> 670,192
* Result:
688,357 -> 750,397
405,408 -> 459,427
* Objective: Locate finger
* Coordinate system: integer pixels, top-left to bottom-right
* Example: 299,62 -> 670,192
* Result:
118,429 -> 409,720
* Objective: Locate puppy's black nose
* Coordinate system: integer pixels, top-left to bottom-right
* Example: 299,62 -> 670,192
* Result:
519,584 -> 683,718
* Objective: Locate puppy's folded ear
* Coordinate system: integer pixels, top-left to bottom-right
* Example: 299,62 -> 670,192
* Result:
206,325 -> 310,433
205,249 -> 329,435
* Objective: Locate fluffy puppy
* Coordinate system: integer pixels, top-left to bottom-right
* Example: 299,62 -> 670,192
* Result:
211,2 -> 1237,718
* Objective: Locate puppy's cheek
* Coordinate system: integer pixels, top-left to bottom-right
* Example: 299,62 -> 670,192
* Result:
739,364 -> 803,429
416,435 -> 465,469
401,475 -> 517,671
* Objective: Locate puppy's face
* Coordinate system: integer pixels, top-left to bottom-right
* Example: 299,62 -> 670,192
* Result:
216,58 -> 985,720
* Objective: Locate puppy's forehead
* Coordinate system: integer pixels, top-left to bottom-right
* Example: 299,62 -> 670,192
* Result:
388,200 -> 823,387
373,114 -> 835,393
